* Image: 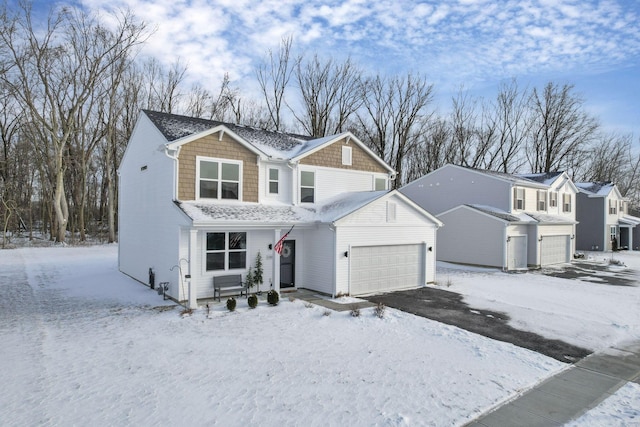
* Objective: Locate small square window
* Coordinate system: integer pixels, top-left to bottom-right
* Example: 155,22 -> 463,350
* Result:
375,177 -> 387,191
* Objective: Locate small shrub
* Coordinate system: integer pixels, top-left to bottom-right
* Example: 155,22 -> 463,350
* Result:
446,277 -> 453,288
350,304 -> 361,317
374,302 -> 385,319
247,294 -> 258,309
267,290 -> 280,306
323,310 -> 332,316
304,302 -> 314,309
226,297 -> 236,312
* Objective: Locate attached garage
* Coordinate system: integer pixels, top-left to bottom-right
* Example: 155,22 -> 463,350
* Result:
350,244 -> 424,296
540,235 -> 570,265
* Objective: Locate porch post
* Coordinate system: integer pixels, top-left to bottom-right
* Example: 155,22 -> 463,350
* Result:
273,229 -> 281,293
188,229 -> 199,307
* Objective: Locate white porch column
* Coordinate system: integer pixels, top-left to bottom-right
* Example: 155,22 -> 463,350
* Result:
272,229 -> 281,293
188,229 -> 199,308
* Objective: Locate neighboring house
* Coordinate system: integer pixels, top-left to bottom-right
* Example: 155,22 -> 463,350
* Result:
400,164 -> 578,270
119,110 -> 442,303
575,182 -> 640,251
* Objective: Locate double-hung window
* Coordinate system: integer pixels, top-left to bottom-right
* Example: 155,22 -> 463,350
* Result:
300,171 -> 315,203
537,190 -> 547,211
562,193 -> 572,212
268,168 -> 279,194
549,192 -> 558,208
609,199 -> 617,214
206,232 -> 247,271
198,157 -> 241,200
513,188 -> 525,210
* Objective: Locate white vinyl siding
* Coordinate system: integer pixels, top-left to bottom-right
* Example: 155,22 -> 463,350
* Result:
311,166 -> 390,203
507,236 -> 528,270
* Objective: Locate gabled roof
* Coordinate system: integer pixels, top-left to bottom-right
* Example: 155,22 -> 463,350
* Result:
176,190 -> 441,227
439,204 -> 576,225
575,181 -> 617,197
516,172 -> 563,185
423,164 -> 549,188
142,110 -> 394,173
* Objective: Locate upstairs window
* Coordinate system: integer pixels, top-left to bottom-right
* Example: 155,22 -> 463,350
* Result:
513,187 -> 525,210
537,190 -> 547,211
562,193 -> 572,212
620,200 -> 626,214
609,199 -> 617,215
300,171 -> 315,203
268,168 -> 279,194
549,192 -> 558,207
375,177 -> 387,191
342,146 -> 352,166
198,158 -> 241,200
206,232 -> 246,271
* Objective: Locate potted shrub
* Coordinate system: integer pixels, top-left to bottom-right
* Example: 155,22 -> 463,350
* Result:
267,289 -> 279,306
226,297 -> 236,312
248,294 -> 258,309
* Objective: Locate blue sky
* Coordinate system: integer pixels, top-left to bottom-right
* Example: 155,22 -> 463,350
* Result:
39,0 -> 640,137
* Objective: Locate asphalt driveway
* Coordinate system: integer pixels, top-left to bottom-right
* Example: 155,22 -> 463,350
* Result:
537,257 -> 639,287
364,287 -> 591,363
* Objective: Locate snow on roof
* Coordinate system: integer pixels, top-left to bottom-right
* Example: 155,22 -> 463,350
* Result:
619,215 -> 640,226
516,172 -> 564,186
457,166 -> 547,187
177,191 -> 389,225
465,204 -> 533,223
526,213 -> 577,224
575,181 -> 614,196
143,110 -> 312,159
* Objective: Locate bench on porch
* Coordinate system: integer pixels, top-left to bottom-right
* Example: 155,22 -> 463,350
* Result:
213,274 -> 247,301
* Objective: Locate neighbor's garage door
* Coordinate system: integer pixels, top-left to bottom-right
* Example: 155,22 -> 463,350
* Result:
350,244 -> 424,296
540,235 -> 570,266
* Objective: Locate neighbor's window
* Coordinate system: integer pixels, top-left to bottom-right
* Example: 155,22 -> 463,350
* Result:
610,226 -> 617,241
513,187 -> 525,210
206,232 -> 246,271
537,190 -> 547,211
300,171 -> 315,203
549,192 -> 558,207
562,193 -> 572,213
268,168 -> 279,194
342,146 -> 352,166
198,158 -> 241,200
387,201 -> 397,222
375,177 -> 387,191
620,200 -> 626,214
609,199 -> 617,215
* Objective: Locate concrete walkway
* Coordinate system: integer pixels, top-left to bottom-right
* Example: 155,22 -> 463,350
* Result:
466,341 -> 640,426
281,288 -> 376,311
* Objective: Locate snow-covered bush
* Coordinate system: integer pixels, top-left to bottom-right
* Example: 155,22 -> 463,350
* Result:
267,290 -> 279,306
248,294 -> 258,309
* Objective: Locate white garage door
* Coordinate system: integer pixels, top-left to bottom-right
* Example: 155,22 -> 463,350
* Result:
541,235 -> 570,265
507,236 -> 527,270
350,244 -> 424,296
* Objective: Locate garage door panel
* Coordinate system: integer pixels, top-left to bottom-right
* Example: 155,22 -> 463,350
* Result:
541,235 -> 570,265
350,244 -> 424,296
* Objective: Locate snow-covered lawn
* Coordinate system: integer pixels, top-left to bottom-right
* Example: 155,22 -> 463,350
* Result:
0,245 -> 639,426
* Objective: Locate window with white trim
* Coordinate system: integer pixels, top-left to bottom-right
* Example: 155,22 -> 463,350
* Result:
387,201 -> 397,222
549,192 -> 558,207
300,171 -> 315,203
537,190 -> 547,211
513,187 -> 525,210
206,232 -> 247,271
375,177 -> 387,191
342,146 -> 352,166
268,168 -> 279,194
198,157 -> 241,200
562,193 -> 572,212
609,199 -> 617,214
620,200 -> 626,214
610,226 -> 617,242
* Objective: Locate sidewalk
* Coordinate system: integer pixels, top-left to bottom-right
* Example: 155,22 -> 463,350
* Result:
282,288 -> 376,311
466,341 -> 640,426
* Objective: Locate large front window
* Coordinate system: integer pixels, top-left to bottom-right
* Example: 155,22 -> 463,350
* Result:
198,158 -> 241,200
206,232 -> 246,271
300,171 -> 315,203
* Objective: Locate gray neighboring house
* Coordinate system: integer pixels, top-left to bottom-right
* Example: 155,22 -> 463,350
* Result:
401,164 -> 578,270
575,182 -> 640,251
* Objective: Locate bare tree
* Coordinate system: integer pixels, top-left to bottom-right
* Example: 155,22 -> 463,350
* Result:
256,36 -> 295,131
527,82 -> 599,174
0,4 -> 147,242
357,72 -> 434,186
292,54 -> 363,137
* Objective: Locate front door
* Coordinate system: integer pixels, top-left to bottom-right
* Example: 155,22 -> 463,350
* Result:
280,240 -> 295,288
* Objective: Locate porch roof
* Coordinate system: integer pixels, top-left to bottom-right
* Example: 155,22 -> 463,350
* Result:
619,214 -> 640,227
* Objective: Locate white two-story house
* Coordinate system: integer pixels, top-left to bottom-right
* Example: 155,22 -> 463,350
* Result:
118,110 -> 442,303
575,182 -> 640,251
400,165 -> 578,270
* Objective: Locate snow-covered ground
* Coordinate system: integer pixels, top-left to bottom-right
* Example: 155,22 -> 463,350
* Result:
0,245 -> 639,426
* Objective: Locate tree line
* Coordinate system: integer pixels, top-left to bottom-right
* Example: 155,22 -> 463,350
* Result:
1,3 -> 638,245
